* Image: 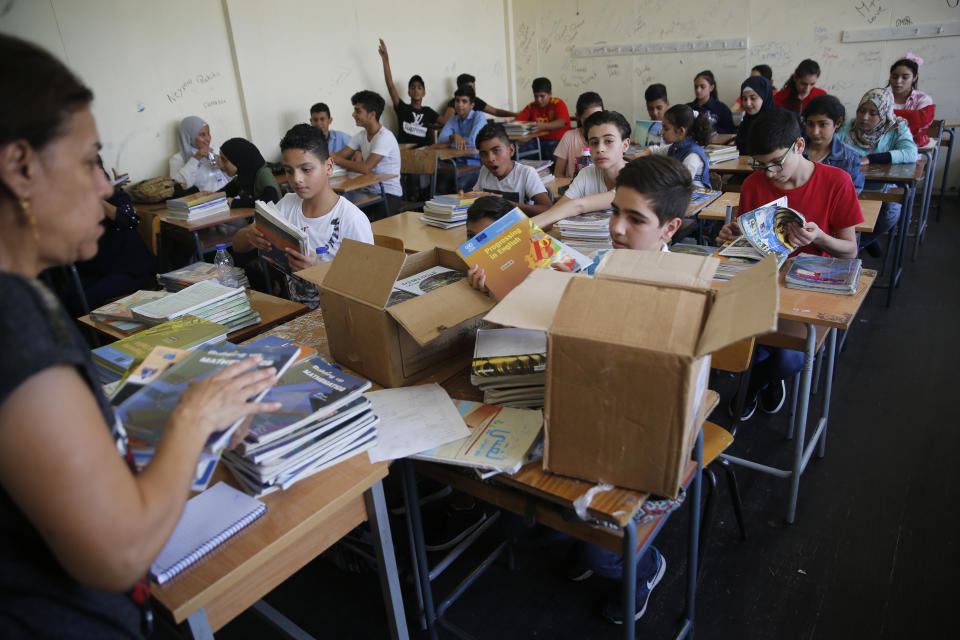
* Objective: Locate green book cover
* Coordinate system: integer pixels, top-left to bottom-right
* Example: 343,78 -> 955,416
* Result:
93,315 -> 229,373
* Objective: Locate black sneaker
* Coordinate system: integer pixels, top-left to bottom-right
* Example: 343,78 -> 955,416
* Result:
759,380 -> 787,415
727,392 -> 758,422
602,549 -> 667,624
566,544 -> 594,582
423,501 -> 488,552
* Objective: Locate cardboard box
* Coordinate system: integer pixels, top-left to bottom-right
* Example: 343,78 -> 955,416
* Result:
303,240 -> 494,388
487,250 -> 779,497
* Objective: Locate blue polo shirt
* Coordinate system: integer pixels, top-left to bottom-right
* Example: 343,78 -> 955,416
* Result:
438,109 -> 487,165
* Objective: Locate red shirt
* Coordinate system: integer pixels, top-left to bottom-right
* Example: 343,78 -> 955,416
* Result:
773,86 -> 826,114
895,105 -> 935,147
739,162 -> 863,257
516,97 -> 571,141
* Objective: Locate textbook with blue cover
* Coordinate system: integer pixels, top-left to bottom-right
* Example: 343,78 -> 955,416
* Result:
785,255 -> 862,294
719,196 -> 802,269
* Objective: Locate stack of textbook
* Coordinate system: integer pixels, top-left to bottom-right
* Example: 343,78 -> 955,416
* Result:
157,261 -> 249,292
504,121 -> 536,137
421,191 -> 493,228
785,255 -> 862,294
131,279 -> 260,332
222,357 -> 377,497
165,191 -> 229,221
520,159 -> 554,183
470,328 -> 547,409
554,210 -> 613,255
706,144 -> 738,165
90,290 -> 169,335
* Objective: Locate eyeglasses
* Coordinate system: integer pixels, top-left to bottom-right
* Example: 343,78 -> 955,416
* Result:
749,141 -> 796,174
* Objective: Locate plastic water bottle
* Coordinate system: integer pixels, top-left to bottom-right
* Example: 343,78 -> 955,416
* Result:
315,246 -> 330,263
214,244 -> 238,287
574,147 -> 592,175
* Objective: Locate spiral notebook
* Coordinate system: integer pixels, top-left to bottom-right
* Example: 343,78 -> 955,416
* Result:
150,482 -> 267,585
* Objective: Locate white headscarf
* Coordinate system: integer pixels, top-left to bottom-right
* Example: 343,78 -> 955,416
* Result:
177,116 -> 208,161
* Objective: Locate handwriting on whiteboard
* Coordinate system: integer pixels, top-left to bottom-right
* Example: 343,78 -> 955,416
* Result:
167,71 -> 222,104
853,0 -> 885,24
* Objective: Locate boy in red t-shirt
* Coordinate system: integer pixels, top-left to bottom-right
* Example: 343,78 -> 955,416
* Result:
515,77 -> 571,162
716,109 -> 863,420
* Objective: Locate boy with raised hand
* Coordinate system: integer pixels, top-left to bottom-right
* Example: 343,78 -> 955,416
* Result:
377,39 -> 438,147
437,73 -> 516,125
515,77 -> 571,161
332,90 -> 402,221
436,86 -> 487,192
309,103 -> 350,153
473,124 -> 551,216
716,109 -> 863,419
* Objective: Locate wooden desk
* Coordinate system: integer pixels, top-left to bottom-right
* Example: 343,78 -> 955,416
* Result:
371,210 -> 463,254
712,133 -> 737,145
697,192 -> 881,233
77,290 -> 308,344
547,176 -> 572,201
159,208 -> 255,270
330,173 -> 399,210
710,155 -> 753,176
508,131 -> 546,160
426,145 -> 477,162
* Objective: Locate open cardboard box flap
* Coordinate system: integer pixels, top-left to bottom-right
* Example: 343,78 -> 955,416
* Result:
595,249 -> 719,291
294,261 -> 333,288
386,279 -> 495,346
483,269 -> 581,332
696,255 -> 779,356
317,239 -> 406,308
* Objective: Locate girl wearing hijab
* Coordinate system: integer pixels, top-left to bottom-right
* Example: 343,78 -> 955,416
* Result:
219,137 -> 282,208
167,115 -> 232,192
735,76 -> 775,155
838,88 -> 918,253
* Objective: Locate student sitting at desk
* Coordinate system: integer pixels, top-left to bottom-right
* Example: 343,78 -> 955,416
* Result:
309,103 -> 351,153
553,91 -> 604,179
732,65 -> 773,112
717,109 -> 862,420
644,83 -> 669,123
437,73 -> 516,126
168,115 -> 233,192
473,124 -> 550,216
377,39 -> 438,147
837,88 -> 917,255
437,86 -> 487,193
687,70 -> 735,134
801,95 -> 865,194
515,77 -> 572,161
888,54 -> 935,148
219,137 -> 282,208
331,90 -> 403,221
640,104 -> 713,190
234,124 -> 373,309
774,59 -> 826,115
735,75 -> 775,155
0,34 -> 281,638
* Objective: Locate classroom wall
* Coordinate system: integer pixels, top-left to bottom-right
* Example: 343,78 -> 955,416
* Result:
0,0 -> 511,180
509,0 -> 960,192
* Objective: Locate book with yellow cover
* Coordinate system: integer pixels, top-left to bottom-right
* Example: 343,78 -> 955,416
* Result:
455,208 -> 590,299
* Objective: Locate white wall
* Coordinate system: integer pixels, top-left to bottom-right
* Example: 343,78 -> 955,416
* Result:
509,0 -> 960,192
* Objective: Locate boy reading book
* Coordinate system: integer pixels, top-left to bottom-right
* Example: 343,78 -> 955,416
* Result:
515,77 -> 571,160
233,124 -> 373,309
473,124 -> 551,216
331,90 -> 403,221
309,103 -> 350,153
377,39 -> 438,147
716,109 -> 862,419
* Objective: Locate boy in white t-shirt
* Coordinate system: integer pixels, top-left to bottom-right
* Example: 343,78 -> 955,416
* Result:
474,124 -> 551,216
331,90 -> 402,221
233,124 -> 373,309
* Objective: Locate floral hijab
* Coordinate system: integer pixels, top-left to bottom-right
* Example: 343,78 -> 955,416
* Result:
849,88 -> 907,151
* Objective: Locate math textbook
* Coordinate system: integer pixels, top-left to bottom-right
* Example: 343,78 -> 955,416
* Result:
455,207 -> 590,299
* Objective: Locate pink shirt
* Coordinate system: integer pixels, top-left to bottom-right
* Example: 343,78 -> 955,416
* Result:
553,128 -> 587,178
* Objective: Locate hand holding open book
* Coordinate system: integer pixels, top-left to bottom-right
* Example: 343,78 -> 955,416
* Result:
718,197 -> 806,269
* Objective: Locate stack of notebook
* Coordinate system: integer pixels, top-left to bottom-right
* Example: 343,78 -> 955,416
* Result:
165,191 -> 230,221
222,357 -> 377,497
785,255 -> 862,295
89,290 -> 169,335
706,144 -> 738,164
554,210 -> 614,255
422,191 -> 493,228
520,159 -> 554,183
470,328 -> 547,409
157,261 -> 249,292
504,121 -> 537,137
131,279 -> 260,332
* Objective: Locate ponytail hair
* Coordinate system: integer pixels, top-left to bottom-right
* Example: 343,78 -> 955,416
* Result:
782,59 -> 821,92
694,70 -> 718,101
664,104 -> 713,146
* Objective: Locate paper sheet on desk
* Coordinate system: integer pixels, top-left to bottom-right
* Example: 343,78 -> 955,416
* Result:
364,384 -> 470,462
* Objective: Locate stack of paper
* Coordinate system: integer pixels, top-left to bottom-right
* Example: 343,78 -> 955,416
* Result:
554,210 -> 613,255
222,358 -> 376,496
422,191 -> 494,227
132,280 -> 260,332
520,159 -> 554,183
504,121 -> 537,137
166,191 -> 230,221
157,261 -> 249,292
90,290 -> 169,335
92,315 -> 229,384
470,328 -> 547,409
706,144 -> 739,165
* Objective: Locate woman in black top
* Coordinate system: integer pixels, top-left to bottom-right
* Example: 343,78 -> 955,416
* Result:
0,35 -> 280,638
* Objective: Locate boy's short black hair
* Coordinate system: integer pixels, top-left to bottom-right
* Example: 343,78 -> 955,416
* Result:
310,102 -> 330,116
582,110 -> 631,141
532,77 -> 552,94
453,85 -> 476,102
575,91 -> 603,117
350,90 -> 385,121
644,83 -> 668,103
408,74 -> 425,89
476,123 -> 511,148
456,73 -> 475,87
467,195 -> 514,223
616,156 -> 693,225
802,94 -> 845,126
748,109 -> 802,156
280,123 -> 330,162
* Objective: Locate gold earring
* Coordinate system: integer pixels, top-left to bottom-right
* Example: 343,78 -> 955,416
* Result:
20,199 -> 38,243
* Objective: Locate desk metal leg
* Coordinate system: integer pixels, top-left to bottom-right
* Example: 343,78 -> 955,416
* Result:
402,461 -> 439,640
816,328 -> 837,459
536,136 -> 543,161
936,128 -> 954,223
680,430 -> 703,640
622,521 -> 637,640
887,184 -> 914,307
379,182 -> 392,218
184,609 -> 216,640
192,231 -> 204,264
364,480 -> 410,640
